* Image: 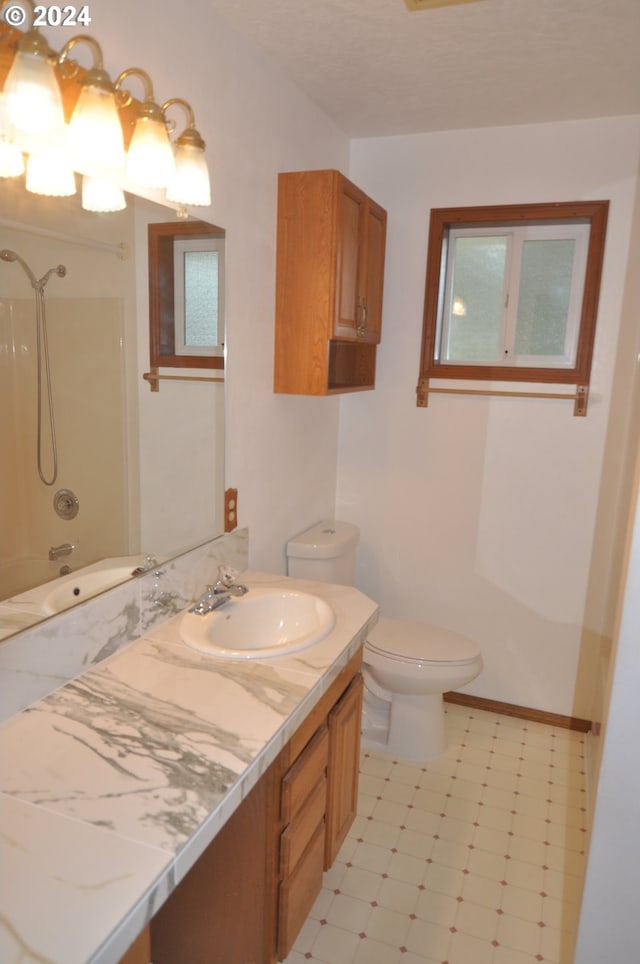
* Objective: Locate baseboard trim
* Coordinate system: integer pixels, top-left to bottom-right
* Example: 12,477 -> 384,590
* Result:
443,691 -> 591,733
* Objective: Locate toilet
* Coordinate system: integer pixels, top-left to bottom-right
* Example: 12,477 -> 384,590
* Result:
286,521 -> 483,761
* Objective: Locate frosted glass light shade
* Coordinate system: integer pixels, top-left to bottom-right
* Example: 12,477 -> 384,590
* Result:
67,85 -> 125,177
3,47 -> 65,151
166,141 -> 211,206
126,115 -> 175,188
82,175 -> 126,212
26,148 -> 76,197
0,138 -> 24,178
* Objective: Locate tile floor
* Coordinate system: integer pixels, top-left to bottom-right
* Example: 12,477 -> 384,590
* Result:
284,702 -> 588,964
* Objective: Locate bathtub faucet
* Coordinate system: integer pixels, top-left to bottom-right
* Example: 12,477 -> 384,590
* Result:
49,543 -> 75,561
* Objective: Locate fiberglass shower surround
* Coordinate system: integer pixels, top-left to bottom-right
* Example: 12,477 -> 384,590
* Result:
1,248 -> 66,486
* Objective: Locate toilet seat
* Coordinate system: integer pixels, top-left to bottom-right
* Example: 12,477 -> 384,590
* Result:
366,617 -> 480,667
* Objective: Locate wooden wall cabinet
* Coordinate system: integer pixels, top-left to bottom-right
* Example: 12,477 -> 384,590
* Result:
274,169 -> 387,395
149,651 -> 363,964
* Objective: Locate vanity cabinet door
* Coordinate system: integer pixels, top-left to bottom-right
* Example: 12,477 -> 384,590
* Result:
325,673 -> 364,868
118,927 -> 150,964
150,762 -> 279,964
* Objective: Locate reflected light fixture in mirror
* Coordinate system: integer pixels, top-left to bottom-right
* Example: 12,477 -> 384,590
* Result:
25,143 -> 75,195
81,173 -> 126,212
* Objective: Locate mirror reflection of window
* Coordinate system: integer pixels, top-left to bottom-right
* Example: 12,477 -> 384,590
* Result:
173,238 -> 225,357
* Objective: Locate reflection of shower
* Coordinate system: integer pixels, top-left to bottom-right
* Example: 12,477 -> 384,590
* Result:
1,249 -> 67,486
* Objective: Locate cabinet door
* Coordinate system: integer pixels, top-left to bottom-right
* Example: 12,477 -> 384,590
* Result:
362,201 -> 387,344
324,673 -> 364,869
333,178 -> 367,340
150,763 -> 279,964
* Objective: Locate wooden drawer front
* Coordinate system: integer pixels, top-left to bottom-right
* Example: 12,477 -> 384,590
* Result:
278,822 -> 325,960
280,774 -> 326,879
281,724 -> 328,824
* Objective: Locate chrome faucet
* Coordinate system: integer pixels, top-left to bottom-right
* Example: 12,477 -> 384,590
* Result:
49,542 -> 75,561
213,566 -> 249,596
189,588 -> 234,616
189,567 -> 249,616
132,555 -> 159,576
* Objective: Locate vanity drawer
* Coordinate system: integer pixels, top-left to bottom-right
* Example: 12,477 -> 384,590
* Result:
281,724 -> 329,824
280,773 -> 326,878
278,821 -> 325,959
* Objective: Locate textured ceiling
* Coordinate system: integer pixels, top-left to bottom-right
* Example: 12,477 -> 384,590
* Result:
206,0 -> 640,137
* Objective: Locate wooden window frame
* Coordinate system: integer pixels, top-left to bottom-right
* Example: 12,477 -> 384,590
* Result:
417,201 -> 609,408
148,220 -> 225,371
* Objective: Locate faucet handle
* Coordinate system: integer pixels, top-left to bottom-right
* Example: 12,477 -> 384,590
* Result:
216,565 -> 239,588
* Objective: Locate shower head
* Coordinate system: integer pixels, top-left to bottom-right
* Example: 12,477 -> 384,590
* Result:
39,264 -> 67,287
1,249 -> 67,289
1,248 -> 38,287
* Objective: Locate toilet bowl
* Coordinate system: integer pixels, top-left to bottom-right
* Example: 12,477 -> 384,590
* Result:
363,617 -> 482,760
286,521 -> 483,761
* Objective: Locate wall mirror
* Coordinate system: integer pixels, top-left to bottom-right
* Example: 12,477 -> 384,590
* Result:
0,177 -> 225,637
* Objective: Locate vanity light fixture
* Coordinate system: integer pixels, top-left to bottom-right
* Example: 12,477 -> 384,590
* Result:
1,2 -> 65,153
163,98 -> 211,207
0,10 -> 213,211
58,35 -> 125,179
115,68 -> 175,189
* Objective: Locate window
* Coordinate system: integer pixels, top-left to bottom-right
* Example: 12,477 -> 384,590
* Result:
173,237 -> 224,357
148,220 -> 225,370
417,201 -> 609,412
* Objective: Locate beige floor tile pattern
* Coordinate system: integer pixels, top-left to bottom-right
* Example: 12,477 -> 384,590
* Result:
284,703 -> 587,964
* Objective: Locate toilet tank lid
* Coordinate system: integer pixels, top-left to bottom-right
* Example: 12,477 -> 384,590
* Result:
286,521 -> 360,560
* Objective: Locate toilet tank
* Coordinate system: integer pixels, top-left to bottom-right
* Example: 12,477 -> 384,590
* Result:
286,521 -> 359,586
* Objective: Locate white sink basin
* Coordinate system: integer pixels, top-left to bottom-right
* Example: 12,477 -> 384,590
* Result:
43,566 -> 137,614
180,586 -> 336,659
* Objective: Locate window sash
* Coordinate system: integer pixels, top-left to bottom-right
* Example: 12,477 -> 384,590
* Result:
438,223 -> 590,370
173,237 -> 225,358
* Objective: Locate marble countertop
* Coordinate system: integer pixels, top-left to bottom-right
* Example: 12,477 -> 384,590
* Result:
0,571 -> 378,964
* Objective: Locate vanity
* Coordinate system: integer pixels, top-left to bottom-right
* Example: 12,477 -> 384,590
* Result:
0,564 -> 378,964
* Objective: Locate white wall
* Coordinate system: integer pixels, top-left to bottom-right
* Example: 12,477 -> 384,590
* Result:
341,117 -> 640,717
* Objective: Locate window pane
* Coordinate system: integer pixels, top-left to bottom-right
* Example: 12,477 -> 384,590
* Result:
445,236 -> 507,362
515,239 -> 574,356
184,250 -> 219,347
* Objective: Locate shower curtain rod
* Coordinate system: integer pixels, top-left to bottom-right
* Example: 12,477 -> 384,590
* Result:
0,219 -> 129,260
